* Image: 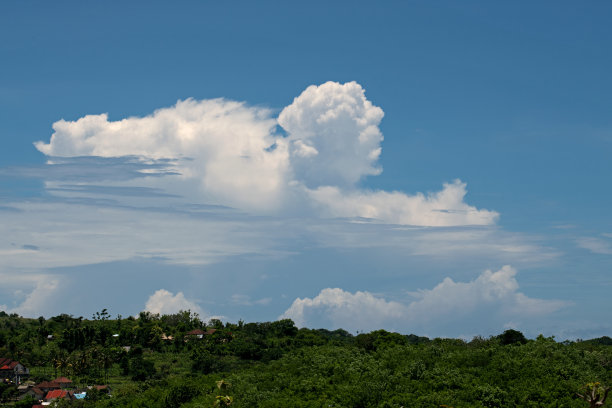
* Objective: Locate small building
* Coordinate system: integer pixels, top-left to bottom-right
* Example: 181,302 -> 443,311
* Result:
93,384 -> 111,396
0,357 -> 29,384
37,380 -> 61,392
20,386 -> 45,402
184,328 -> 217,341
185,329 -> 206,340
53,377 -> 73,388
44,389 -> 74,403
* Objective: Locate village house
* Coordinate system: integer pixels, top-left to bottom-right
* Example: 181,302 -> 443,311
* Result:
36,380 -> 61,393
184,328 -> 216,341
185,328 -> 206,339
44,388 -> 74,403
19,386 -> 45,402
19,376 -> 110,405
0,357 -> 29,384
53,376 -> 73,388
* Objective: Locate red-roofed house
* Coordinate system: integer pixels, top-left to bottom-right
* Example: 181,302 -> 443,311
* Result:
53,376 -> 73,388
185,329 -> 206,340
45,389 -> 73,402
0,357 -> 29,383
185,328 -> 217,340
37,380 -> 61,392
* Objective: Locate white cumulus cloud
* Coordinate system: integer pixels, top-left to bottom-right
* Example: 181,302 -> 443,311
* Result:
1,278 -> 60,317
279,81 -> 384,188
404,265 -> 565,320
34,81 -> 497,226
281,266 -> 567,336
36,99 -> 288,212
145,289 -> 204,317
281,288 -> 406,331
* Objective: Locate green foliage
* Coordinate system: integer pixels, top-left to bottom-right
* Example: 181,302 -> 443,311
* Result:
83,387 -> 109,402
576,382 -> 610,407
164,380 -> 201,408
129,354 -> 156,381
498,329 -> 528,346
191,343 -> 221,374
582,336 -> 612,346
1,311 -> 611,407
15,394 -> 40,407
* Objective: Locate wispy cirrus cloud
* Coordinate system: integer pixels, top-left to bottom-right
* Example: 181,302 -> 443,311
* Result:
1,155 -> 179,182
576,236 -> 612,255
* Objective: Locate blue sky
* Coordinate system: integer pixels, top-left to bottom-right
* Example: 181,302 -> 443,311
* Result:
1,1 -> 611,339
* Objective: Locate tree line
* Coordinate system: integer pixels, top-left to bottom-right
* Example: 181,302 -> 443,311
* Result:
0,310 -> 610,407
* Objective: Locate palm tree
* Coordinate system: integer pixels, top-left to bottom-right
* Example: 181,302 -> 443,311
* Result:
98,347 -> 114,383
577,382 -> 609,408
52,350 -> 68,377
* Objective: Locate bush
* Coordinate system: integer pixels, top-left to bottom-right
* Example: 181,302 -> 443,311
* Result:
498,329 -> 527,346
164,382 -> 200,408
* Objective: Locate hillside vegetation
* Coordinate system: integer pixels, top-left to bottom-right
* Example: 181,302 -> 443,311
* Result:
0,310 -> 610,407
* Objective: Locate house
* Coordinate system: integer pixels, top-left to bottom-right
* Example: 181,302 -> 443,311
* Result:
185,329 -> 206,339
53,377 -> 73,388
44,389 -> 74,402
36,380 -> 61,392
0,357 -> 29,384
184,328 -> 217,340
19,386 -> 45,402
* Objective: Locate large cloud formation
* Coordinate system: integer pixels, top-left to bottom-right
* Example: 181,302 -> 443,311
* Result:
35,81 -> 497,226
281,266 -> 567,336
36,99 -> 287,211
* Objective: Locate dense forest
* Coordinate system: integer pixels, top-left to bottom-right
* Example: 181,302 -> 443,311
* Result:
0,310 -> 610,407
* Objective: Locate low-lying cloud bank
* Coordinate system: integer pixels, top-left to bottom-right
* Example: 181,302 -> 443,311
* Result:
281,266 -> 567,337
35,81 -> 497,226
